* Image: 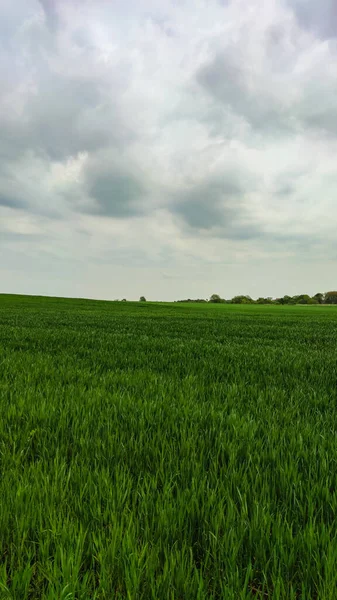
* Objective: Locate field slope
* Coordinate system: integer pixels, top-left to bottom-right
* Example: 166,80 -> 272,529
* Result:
1,295 -> 337,599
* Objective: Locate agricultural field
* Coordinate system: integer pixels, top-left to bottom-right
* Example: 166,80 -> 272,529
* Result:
1,294 -> 337,599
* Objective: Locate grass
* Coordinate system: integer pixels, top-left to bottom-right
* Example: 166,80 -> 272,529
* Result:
1,294 -> 337,599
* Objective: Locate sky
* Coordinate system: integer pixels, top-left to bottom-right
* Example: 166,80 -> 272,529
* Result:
1,0 -> 337,301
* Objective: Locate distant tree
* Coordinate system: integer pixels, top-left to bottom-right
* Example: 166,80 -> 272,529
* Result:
325,291 -> 337,304
122,298 -> 127,302
257,297 -> 274,304
279,295 -> 292,305
209,294 -> 222,304
314,293 -> 324,304
176,298 -> 207,303
139,296 -> 146,302
297,294 -> 311,305
172,291 -> 334,304
231,295 -> 254,304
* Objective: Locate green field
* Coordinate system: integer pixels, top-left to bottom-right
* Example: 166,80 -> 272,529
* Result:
1,294 -> 337,599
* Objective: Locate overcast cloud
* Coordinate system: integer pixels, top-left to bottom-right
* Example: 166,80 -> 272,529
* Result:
1,0 -> 337,301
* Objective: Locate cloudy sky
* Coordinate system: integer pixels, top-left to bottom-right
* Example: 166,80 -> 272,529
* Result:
1,0 -> 337,301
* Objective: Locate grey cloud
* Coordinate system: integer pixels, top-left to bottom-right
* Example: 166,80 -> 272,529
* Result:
0,194 -> 26,210
173,178 -> 240,229
275,183 -> 294,197
148,16 -> 176,38
0,231 -> 47,243
176,195 -> 227,230
86,172 -> 145,218
0,74 -> 134,164
38,0 -> 59,32
301,106 -> 337,137
0,159 -> 62,218
0,8 -> 137,163
0,120 -> 33,162
197,53 -> 291,135
0,193 -> 61,218
171,172 -> 263,240
197,47 -> 337,140
271,169 -> 307,200
24,74 -> 133,160
290,0 -> 337,40
92,247 -> 167,268
171,168 -> 325,246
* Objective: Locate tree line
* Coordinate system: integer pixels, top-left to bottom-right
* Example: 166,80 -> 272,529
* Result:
175,292 -> 337,305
